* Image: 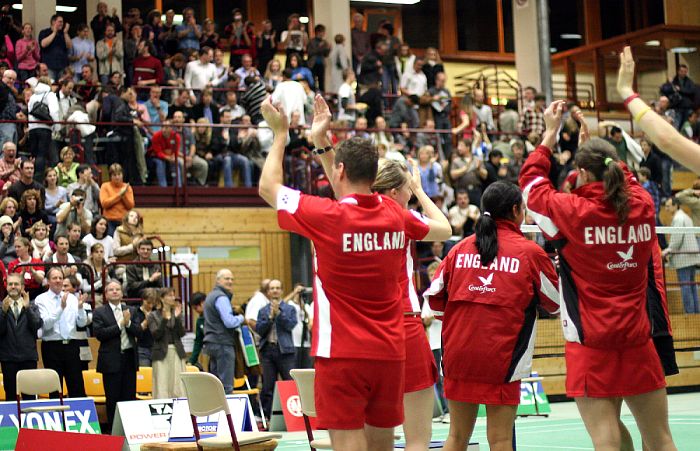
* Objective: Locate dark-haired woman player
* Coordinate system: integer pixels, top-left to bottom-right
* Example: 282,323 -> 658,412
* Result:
424,181 -> 560,451
519,100 -> 677,451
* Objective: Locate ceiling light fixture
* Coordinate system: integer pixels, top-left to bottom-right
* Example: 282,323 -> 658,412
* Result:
671,46 -> 697,53
12,4 -> 77,12
645,40 -> 661,46
299,16 -> 310,24
560,33 -> 582,40
349,0 -> 420,4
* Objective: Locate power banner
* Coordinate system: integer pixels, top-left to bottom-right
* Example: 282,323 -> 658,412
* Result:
0,398 -> 100,451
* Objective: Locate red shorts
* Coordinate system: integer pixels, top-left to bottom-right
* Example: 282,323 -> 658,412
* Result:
444,377 -> 521,405
314,357 -> 404,429
404,315 -> 438,393
565,340 -> 666,398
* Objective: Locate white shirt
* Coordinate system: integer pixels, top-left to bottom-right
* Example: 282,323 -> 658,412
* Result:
234,67 -> 261,88
36,289 -> 87,341
291,301 -> 313,348
245,291 -> 269,322
400,70 -> 428,96
109,302 -> 132,350
270,80 -> 307,125
421,297 -> 442,351
184,60 -> 219,91
82,233 -> 114,259
337,82 -> 355,122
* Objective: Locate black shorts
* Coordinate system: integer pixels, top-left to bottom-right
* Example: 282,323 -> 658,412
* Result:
652,334 -> 679,376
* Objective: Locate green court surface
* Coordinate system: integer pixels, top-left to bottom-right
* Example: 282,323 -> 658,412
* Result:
272,392 -> 700,450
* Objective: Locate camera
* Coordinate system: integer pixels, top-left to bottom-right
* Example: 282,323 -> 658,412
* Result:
300,287 -> 314,304
75,196 -> 84,203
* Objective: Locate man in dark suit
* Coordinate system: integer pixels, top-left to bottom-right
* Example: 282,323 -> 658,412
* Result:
125,239 -> 163,299
0,274 -> 43,401
93,280 -> 143,426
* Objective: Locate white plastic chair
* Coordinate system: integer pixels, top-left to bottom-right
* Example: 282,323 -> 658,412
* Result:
179,372 -> 281,451
16,369 -> 69,431
290,369 -> 332,450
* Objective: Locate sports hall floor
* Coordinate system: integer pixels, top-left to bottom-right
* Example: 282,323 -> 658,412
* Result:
273,392 -> 700,450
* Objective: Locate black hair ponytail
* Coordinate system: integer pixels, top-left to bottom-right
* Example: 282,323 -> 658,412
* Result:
475,181 -> 523,266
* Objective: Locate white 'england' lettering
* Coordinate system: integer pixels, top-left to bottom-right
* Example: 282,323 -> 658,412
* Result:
341,232 -> 406,253
453,254 -> 521,274
583,224 -> 652,245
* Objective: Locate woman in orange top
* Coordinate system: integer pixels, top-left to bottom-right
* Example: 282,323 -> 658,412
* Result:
99,163 -> 135,236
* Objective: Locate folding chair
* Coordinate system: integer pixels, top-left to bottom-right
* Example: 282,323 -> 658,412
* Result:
16,369 -> 69,431
186,365 -> 201,372
136,367 -> 153,400
180,372 -> 282,451
289,369 -> 332,450
233,376 -> 267,429
82,370 -> 106,405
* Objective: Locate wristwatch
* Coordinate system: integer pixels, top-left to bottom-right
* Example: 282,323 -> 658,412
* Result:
312,145 -> 333,155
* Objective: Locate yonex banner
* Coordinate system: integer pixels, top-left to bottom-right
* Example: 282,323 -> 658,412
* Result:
239,326 -> 260,367
0,398 -> 101,451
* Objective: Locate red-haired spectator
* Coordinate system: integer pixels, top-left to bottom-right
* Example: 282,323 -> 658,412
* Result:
15,23 -> 40,83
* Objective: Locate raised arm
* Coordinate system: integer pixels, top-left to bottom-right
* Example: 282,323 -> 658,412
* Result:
618,46 -> 700,174
258,96 -> 290,208
310,94 -> 337,193
407,158 -> 451,241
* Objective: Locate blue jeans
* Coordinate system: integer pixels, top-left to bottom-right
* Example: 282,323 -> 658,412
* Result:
205,342 -> 236,393
153,158 -> 184,187
0,122 -> 17,147
677,266 -> 700,313
216,153 -> 252,187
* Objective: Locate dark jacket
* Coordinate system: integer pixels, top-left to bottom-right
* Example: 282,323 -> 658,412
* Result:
125,262 -> 163,298
93,303 -> 143,373
190,102 -> 221,125
131,307 -> 154,350
0,300 -> 42,362
148,309 -> 186,361
256,301 -> 297,355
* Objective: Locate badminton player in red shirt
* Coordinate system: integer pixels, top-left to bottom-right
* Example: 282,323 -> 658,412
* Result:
258,95 -> 451,451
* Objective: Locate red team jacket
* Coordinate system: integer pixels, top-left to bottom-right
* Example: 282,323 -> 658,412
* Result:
424,220 -> 560,384
520,145 -> 658,349
276,186 -> 430,361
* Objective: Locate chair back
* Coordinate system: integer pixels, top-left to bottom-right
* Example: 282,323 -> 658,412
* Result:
180,372 -> 230,417
137,367 -> 153,394
82,370 -> 105,397
16,369 -> 62,396
290,369 -> 317,417
233,377 -> 246,390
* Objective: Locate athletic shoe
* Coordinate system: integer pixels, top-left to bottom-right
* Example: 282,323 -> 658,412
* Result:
432,415 -> 444,423
442,413 -> 451,424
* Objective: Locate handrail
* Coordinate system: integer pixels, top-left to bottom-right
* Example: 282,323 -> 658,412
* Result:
15,261 -> 96,307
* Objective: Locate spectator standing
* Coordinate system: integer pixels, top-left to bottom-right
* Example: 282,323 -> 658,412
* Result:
224,9 -> 253,70
256,279 -> 297,419
422,47 -> 444,89
389,94 -> 419,129
337,69 -> 357,124
449,139 -> 486,205
99,164 -> 135,235
36,267 -> 87,398
256,20 -> 276,77
287,284 -> 313,369
281,14 -> 308,64
0,273 -> 42,402
149,287 -> 187,399
350,13 -> 370,73
94,280 -> 142,426
240,75 -> 267,125
125,239 -> 163,299
15,24 -> 40,83
670,64 -> 696,130
132,288 -> 156,366
176,8 -> 202,53
663,198 -> 700,314
90,2 -> 122,43
69,24 -> 95,82
271,70 -> 308,125
0,74 -> 18,154
473,89 -> 495,133
519,94 -> 546,137
400,58 -> 427,98
38,15 -> 72,81
328,34 -> 349,95
359,41 -> 385,92
429,72 -> 452,160
172,110 -> 209,186
245,279 -> 271,332
27,79 -> 59,179
675,178 -> 700,226
200,19 -> 219,50
203,269 -> 245,393
95,24 -> 123,87
307,25 -> 331,92
187,292 -> 206,368
132,41 -> 164,99
421,265 -> 447,421
639,138 -> 663,188
417,145 -> 442,198
144,9 -> 165,59
184,47 -> 218,101
160,10 -> 179,58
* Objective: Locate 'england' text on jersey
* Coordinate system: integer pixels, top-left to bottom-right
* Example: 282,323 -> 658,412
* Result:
454,253 -> 520,274
583,224 -> 653,245
342,231 -> 406,252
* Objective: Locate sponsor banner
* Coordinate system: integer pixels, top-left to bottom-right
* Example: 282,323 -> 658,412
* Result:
239,326 -> 260,367
0,398 -> 100,451
276,380 -> 318,432
168,396 -> 256,441
113,395 -> 255,448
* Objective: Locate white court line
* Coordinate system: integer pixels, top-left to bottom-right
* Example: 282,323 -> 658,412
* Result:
517,445 -> 593,450
515,426 -> 589,435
